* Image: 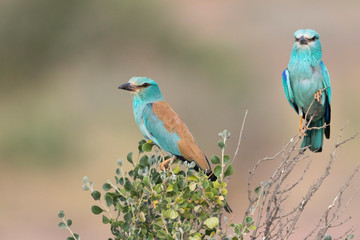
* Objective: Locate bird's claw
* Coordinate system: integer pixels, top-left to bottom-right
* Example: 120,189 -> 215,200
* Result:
159,161 -> 170,171
314,90 -> 322,104
298,117 -> 307,136
159,157 -> 175,171
298,126 -> 307,136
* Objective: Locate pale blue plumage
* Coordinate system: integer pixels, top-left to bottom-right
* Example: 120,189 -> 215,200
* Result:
283,29 -> 331,152
119,76 -> 212,172
142,103 -> 182,155
119,76 -> 232,213
124,77 -> 181,155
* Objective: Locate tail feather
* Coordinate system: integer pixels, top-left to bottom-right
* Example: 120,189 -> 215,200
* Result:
301,119 -> 324,152
324,95 -> 331,139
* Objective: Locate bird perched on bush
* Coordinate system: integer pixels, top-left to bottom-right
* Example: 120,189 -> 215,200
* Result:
282,29 -> 331,152
119,77 -> 232,212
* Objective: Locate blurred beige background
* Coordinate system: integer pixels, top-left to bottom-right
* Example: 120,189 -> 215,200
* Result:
0,0 -> 359,239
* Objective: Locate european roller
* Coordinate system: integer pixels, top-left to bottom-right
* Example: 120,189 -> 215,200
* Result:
119,77 -> 232,212
282,29 -> 331,152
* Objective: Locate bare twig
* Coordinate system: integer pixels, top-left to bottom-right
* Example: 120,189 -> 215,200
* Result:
245,123 -> 360,240
232,109 -> 248,163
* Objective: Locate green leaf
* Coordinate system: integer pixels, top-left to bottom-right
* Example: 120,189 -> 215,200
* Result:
58,222 -> 67,229
82,176 -> 88,183
139,211 -> 146,222
218,129 -> 229,139
189,234 -> 202,240
124,179 -> 132,191
213,166 -> 221,177
143,176 -> 150,186
139,155 -> 149,167
127,152 -> 134,165
217,140 -> 225,149
172,165 -> 180,174
204,217 -> 219,229
157,230 -> 170,239
324,235 -> 332,240
102,183 -> 112,191
82,184 -> 89,191
66,219 -> 72,227
187,175 -> 199,181
142,142 -> 154,152
105,194 -> 113,207
58,210 -> 65,218
124,211 -> 132,222
224,165 -> 234,177
138,139 -> 147,153
66,237 -> 75,240
91,191 -> 101,201
167,184 -> 173,192
162,209 -> 171,218
249,225 -> 256,230
117,158 -> 123,166
224,154 -> 231,164
194,206 -> 201,213
102,215 -> 111,224
189,182 -> 197,191
73,234 -> 79,240
91,205 -> 104,215
234,223 -> 242,234
254,186 -> 260,195
169,209 -> 179,219
210,155 -> 220,164
245,216 -> 254,225
202,179 -> 209,189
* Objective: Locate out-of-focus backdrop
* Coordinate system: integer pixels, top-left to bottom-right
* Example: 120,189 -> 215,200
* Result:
1,1 -> 359,239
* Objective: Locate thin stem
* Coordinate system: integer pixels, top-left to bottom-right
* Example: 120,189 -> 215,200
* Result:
62,218 -> 77,239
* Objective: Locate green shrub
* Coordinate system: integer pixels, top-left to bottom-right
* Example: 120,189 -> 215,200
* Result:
58,130 -> 255,239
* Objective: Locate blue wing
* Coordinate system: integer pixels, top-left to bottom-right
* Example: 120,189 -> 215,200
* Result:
320,61 -> 331,138
142,103 -> 182,156
282,69 -> 298,114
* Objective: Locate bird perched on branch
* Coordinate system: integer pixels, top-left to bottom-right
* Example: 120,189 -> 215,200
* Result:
282,29 -> 331,152
119,77 -> 232,212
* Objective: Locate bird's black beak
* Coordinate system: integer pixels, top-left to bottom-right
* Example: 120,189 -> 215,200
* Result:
299,36 -> 307,45
118,83 -> 137,92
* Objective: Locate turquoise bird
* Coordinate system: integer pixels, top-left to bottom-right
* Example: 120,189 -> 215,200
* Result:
119,77 -> 232,212
282,29 -> 331,152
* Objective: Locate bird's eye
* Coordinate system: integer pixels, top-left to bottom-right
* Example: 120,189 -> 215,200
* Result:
141,83 -> 150,87
308,36 -> 317,42
295,37 -> 300,42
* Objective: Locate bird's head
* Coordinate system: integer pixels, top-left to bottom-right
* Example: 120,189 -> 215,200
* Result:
289,29 -> 322,67
293,29 -> 321,52
119,77 -> 164,103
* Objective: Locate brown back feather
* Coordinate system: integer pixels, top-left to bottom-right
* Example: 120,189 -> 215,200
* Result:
152,101 -> 210,170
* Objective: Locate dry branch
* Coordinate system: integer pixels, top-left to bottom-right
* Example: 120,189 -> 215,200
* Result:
244,125 -> 360,240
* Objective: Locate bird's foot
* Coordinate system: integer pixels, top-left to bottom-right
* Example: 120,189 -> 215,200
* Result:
159,157 -> 175,171
298,117 -> 307,136
314,90 -> 322,104
298,124 -> 309,137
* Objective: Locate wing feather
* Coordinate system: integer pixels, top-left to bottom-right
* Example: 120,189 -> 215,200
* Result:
143,101 -> 210,170
320,61 -> 331,138
282,69 -> 298,113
